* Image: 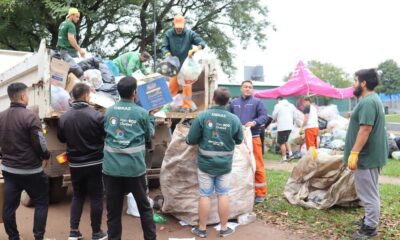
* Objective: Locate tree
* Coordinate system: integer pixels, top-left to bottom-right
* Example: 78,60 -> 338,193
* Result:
376,59 -> 400,95
307,60 -> 352,88
0,0 -> 272,76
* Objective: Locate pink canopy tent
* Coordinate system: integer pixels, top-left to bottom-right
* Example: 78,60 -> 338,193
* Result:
254,61 -> 354,99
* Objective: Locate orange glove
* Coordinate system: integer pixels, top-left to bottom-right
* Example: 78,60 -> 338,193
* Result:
188,46 -> 200,57
347,151 -> 359,171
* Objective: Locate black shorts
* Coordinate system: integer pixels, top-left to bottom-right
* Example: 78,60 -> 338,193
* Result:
277,130 -> 291,145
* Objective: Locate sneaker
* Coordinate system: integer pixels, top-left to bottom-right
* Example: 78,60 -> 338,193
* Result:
191,226 -> 207,238
68,230 -> 84,240
280,158 -> 288,163
351,216 -> 365,227
352,224 -> 378,239
255,196 -> 265,203
220,227 -> 235,237
287,154 -> 295,161
92,230 -> 108,240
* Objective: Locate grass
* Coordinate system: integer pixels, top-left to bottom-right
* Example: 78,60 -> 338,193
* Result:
382,158 -> 400,177
385,114 -> 400,123
256,169 -> 400,239
265,151 -> 400,178
264,152 -> 282,161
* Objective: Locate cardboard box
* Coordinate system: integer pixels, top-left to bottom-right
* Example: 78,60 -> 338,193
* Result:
50,58 -> 70,88
137,77 -> 172,111
65,73 -> 81,93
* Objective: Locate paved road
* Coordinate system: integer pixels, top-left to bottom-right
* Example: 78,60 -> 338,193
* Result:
387,122 -> 400,132
0,189 -> 309,240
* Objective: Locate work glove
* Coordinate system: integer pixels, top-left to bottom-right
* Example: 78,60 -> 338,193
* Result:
188,46 -> 200,57
165,52 -> 171,58
347,151 -> 359,171
310,146 -> 318,160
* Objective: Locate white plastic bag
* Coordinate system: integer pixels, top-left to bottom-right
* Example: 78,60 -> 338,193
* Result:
51,85 -> 71,112
177,57 -> 202,86
392,151 -> 400,160
83,69 -> 103,89
126,193 -> 154,217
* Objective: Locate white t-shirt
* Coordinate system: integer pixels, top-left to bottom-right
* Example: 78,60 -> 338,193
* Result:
303,104 -> 319,129
272,100 -> 296,131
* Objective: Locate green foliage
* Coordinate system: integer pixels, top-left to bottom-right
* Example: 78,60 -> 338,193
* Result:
382,158 -> 400,177
376,59 -> 400,95
307,60 -> 352,88
0,0 -> 272,76
385,114 -> 400,123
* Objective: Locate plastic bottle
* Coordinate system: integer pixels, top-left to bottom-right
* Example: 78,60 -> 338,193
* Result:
153,212 -> 167,224
237,212 -> 257,225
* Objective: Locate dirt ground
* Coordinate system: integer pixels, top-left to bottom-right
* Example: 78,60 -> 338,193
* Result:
0,189 -> 305,240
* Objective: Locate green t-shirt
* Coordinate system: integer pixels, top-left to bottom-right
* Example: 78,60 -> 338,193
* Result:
56,20 -> 77,53
344,93 -> 388,169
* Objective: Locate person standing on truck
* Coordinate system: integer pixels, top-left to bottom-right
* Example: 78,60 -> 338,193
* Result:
161,14 -> 206,111
229,80 -> 268,203
272,96 -> 296,162
186,87 -> 243,238
0,83 -> 50,240
113,51 -> 151,77
57,83 -> 107,240
344,69 -> 387,239
102,77 -> 156,240
56,8 -> 85,66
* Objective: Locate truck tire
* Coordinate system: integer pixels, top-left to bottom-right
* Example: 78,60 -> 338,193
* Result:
21,191 -> 34,207
49,176 -> 68,203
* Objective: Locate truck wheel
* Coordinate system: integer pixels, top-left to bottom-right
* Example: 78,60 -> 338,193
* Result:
49,176 -> 68,203
21,191 -> 34,207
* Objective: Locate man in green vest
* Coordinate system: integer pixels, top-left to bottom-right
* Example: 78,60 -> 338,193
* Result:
102,76 -> 156,240
113,51 -> 151,77
56,8 -> 85,66
344,69 -> 388,239
186,87 -> 243,238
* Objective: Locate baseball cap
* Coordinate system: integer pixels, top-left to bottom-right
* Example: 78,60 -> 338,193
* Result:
66,8 -> 79,18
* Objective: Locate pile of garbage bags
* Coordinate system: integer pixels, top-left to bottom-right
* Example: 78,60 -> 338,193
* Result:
50,50 -> 124,112
267,104 -> 350,157
160,124 -> 256,225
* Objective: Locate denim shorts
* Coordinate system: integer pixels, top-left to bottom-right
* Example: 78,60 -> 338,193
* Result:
197,169 -> 231,197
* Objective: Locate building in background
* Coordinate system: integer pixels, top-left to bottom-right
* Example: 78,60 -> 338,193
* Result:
244,65 -> 264,82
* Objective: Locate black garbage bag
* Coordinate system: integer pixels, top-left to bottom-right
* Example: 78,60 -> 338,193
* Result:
78,57 -> 102,71
97,83 -> 118,96
156,56 -> 180,77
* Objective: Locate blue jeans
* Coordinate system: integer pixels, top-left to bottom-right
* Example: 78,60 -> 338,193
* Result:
197,169 -> 231,197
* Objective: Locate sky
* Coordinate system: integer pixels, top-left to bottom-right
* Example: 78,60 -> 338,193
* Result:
232,0 -> 400,85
